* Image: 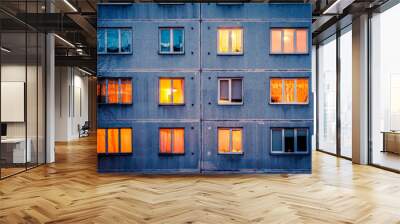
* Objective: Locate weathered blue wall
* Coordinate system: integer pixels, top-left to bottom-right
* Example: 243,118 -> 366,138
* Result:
97,3 -> 313,173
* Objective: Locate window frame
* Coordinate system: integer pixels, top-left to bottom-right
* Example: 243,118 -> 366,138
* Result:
158,27 -> 185,55
217,27 -> 244,55
269,28 -> 309,55
218,78 -> 243,105
159,128 -> 185,155
97,127 -> 133,155
158,77 -> 185,106
269,77 -> 309,105
97,77 -> 133,105
98,27 -> 133,55
217,127 -> 244,155
270,128 -> 309,155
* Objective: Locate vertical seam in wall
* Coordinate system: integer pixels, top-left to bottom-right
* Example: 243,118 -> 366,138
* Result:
199,4 -> 203,173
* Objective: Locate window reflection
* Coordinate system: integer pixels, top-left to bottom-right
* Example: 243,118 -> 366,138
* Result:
160,29 -> 171,53
120,30 -> 132,53
97,29 -> 105,53
159,28 -> 184,53
106,29 -> 119,53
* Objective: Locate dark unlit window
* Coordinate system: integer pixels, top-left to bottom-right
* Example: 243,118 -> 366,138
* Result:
271,128 -> 308,153
218,78 -> 243,104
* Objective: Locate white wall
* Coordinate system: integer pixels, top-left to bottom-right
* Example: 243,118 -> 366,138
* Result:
55,67 -> 89,141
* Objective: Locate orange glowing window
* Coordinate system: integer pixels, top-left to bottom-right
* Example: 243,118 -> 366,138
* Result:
218,28 -> 243,54
218,128 -> 243,154
97,80 -> 107,104
159,128 -> 185,154
97,129 -> 106,153
270,78 -> 309,104
120,128 -> 133,153
107,80 -> 119,104
120,79 -> 132,104
159,78 -> 184,105
270,28 -> 308,54
107,128 -> 119,153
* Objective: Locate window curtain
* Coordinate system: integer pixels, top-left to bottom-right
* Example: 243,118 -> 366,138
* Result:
271,30 -> 282,53
160,29 -> 171,52
173,129 -> 184,153
231,79 -> 242,102
97,129 -> 106,153
108,129 -> 119,153
160,129 -> 172,153
107,79 -> 119,103
173,29 -> 183,52
172,79 -> 184,104
284,80 -> 295,103
296,79 -> 309,103
121,79 -> 132,104
231,29 -> 242,53
231,130 -> 242,153
219,80 -> 229,102
271,129 -> 283,152
296,29 -> 308,53
218,129 -> 230,153
106,29 -> 119,53
270,79 -> 282,103
218,29 -> 229,53
120,128 -> 132,153
283,29 -> 295,53
120,30 -> 132,53
159,79 -> 172,104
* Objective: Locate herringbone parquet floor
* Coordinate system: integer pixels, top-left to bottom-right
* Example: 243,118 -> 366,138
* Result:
1,136 -> 400,224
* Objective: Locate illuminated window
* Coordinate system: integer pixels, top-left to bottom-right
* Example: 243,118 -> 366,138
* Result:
218,128 -> 243,154
159,28 -> 184,54
218,28 -> 243,55
159,128 -> 185,154
269,78 -> 309,104
98,28 -> 132,54
97,78 -> 132,104
159,78 -> 184,105
97,128 -> 133,154
271,128 -> 308,153
270,28 -> 308,54
218,78 -> 243,104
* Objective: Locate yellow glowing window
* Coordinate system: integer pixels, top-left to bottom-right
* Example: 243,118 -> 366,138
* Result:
97,129 -> 106,153
159,78 -> 184,105
107,128 -> 119,153
120,128 -> 133,153
218,128 -> 243,154
270,28 -> 308,54
270,78 -> 309,104
159,128 -> 185,154
218,28 -> 243,54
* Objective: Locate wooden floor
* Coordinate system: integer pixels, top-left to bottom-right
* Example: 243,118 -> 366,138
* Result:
1,136 -> 400,224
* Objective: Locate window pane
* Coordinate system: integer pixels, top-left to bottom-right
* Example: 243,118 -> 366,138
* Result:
232,129 -> 242,153
270,79 -> 282,103
121,79 -> 132,104
97,29 -> 105,53
296,79 -> 309,103
218,29 -> 230,53
231,29 -> 243,53
120,128 -> 132,153
296,29 -> 308,53
172,79 -> 184,104
271,29 -> 282,53
284,129 -> 295,153
284,79 -> 295,103
297,129 -> 307,152
97,79 -> 107,103
120,30 -> 132,53
160,29 -> 170,52
219,80 -> 229,103
271,129 -> 282,152
231,79 -> 242,102
173,29 -> 184,52
218,129 -> 230,153
173,129 -> 184,153
97,129 -> 106,153
160,129 -> 172,153
283,29 -> 295,53
108,79 -> 119,104
159,79 -> 172,104
107,29 -> 119,53
108,129 -> 119,153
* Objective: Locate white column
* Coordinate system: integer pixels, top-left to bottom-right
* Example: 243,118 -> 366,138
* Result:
46,32 -> 55,163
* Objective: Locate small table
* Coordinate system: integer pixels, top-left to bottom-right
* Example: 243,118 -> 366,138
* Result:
381,131 -> 400,154
1,138 -> 31,164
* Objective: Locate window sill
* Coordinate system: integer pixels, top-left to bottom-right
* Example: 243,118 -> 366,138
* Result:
98,152 -> 133,155
218,102 -> 243,105
218,152 -> 244,155
158,51 -> 185,55
217,53 -> 244,56
270,152 -> 309,155
159,152 -> 185,156
98,52 -> 133,55
98,103 -> 133,105
159,103 -> 185,106
269,52 -> 309,55
269,102 -> 309,105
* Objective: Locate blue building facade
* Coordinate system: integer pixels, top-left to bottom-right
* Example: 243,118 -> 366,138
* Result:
97,3 -> 313,173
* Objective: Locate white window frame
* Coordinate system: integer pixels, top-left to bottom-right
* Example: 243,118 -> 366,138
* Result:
217,27 -> 244,55
159,27 -> 185,54
98,28 -> 133,54
158,78 -> 185,105
270,28 -> 308,54
218,78 -> 243,105
218,128 -> 243,154
270,128 -> 309,154
269,78 -> 309,105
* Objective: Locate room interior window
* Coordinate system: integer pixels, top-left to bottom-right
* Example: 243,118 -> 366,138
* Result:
159,78 -> 184,105
271,128 -> 308,153
159,128 -> 185,154
159,28 -> 184,54
97,78 -> 133,104
218,78 -> 243,104
97,128 -> 133,154
270,28 -> 308,54
97,28 -> 132,54
269,78 -> 308,104
218,28 -> 243,54
218,128 -> 243,154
